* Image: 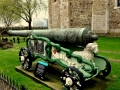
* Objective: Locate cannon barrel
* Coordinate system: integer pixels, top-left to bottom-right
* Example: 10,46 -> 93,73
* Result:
8,28 -> 98,47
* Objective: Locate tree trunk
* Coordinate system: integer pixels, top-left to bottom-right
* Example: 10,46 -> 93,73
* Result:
28,21 -> 32,30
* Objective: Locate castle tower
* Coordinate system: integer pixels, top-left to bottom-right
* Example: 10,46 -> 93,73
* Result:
48,0 -> 93,29
48,0 -> 120,34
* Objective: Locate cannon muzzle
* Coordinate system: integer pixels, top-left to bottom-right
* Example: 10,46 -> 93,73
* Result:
8,28 -> 98,47
8,30 -> 32,37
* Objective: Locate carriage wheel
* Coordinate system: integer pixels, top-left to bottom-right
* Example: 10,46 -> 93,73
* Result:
97,61 -> 111,78
19,48 -> 32,70
61,66 -> 84,90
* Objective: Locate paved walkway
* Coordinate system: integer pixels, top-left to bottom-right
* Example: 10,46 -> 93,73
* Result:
0,79 -> 13,90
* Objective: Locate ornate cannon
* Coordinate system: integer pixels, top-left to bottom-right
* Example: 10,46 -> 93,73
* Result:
8,28 -> 111,90
8,28 -> 98,47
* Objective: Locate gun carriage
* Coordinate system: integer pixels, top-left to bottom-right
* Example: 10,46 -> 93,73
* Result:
8,28 -> 111,90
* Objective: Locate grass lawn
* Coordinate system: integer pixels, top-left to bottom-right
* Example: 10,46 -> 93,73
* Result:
0,40 -> 51,90
97,36 -> 120,60
96,36 -> 120,90
0,36 -> 120,90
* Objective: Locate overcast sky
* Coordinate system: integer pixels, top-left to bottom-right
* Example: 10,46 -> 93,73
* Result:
0,0 -> 48,27
17,0 -> 48,27
19,10 -> 48,27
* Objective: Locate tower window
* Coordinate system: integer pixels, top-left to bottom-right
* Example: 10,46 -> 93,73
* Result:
117,0 -> 120,6
114,0 -> 120,9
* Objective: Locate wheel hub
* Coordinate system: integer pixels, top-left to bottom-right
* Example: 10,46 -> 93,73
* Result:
61,66 -> 83,90
20,56 -> 25,62
19,48 -> 32,70
65,77 -> 73,86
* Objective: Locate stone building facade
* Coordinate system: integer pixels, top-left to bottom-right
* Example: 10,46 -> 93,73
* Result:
48,0 -> 120,33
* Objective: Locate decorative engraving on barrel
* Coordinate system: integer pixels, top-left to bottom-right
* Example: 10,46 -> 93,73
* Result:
67,30 -> 77,43
49,30 -> 54,40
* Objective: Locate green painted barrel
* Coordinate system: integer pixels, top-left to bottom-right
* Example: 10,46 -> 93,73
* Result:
8,28 -> 98,47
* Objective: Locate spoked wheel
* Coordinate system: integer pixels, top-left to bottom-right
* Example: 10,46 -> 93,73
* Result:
97,61 -> 111,78
61,66 -> 84,90
19,48 -> 32,70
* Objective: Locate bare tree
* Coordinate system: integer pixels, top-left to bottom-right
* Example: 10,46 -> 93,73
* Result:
11,0 -> 47,30
0,0 -> 21,27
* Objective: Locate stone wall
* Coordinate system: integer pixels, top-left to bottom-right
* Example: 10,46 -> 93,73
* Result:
69,0 -> 92,28
109,0 -> 120,30
92,0 -> 109,33
48,0 -> 120,33
48,0 -> 60,28
48,0 -> 92,29
92,0 -> 120,33
60,0 -> 70,28
48,0 -> 69,29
